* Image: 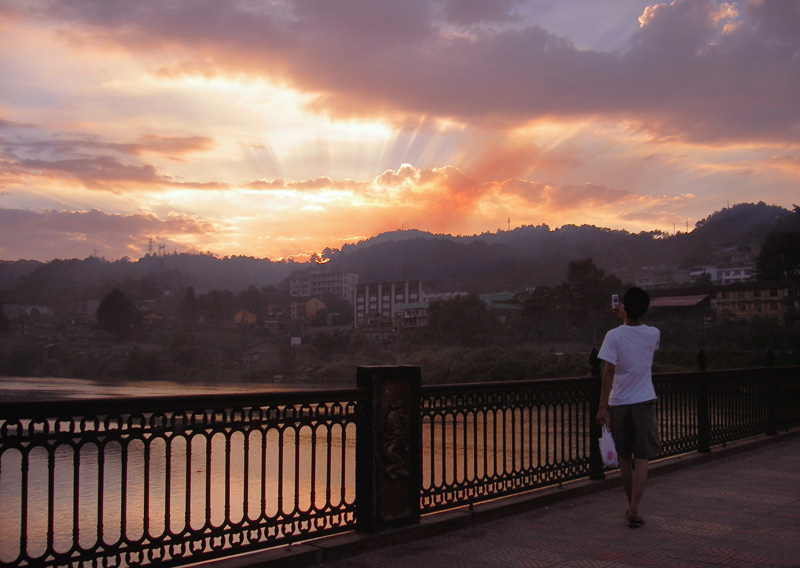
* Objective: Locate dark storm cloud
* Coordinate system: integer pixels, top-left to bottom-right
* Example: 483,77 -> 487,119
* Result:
3,0 -> 796,144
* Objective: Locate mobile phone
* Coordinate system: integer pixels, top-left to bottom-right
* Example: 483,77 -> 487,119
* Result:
611,294 -> 619,309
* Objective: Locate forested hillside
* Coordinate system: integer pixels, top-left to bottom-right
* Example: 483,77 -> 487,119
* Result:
0,253 -> 299,312
0,202 -> 793,307
316,202 -> 791,292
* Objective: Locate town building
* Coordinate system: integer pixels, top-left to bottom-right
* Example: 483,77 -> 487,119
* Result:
718,266 -> 755,285
688,264 -> 755,285
290,297 -> 326,320
354,280 -> 437,327
393,302 -> 429,329
715,282 -> 799,326
234,309 -> 257,324
648,294 -> 713,327
289,272 -> 359,303
688,266 -> 718,283
480,292 -> 523,323
611,265 -> 691,290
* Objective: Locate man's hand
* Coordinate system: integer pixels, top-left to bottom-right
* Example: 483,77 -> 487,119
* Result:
596,404 -> 607,426
612,303 -> 626,320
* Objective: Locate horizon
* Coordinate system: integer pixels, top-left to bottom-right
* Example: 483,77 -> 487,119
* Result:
0,200 -> 784,265
1,1 -> 798,263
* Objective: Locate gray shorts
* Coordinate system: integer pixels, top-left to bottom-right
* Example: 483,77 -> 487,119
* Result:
608,400 -> 661,460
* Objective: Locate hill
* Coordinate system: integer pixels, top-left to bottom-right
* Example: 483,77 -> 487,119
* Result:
0,253 -> 298,312
0,202 -> 792,306
314,202 -> 791,292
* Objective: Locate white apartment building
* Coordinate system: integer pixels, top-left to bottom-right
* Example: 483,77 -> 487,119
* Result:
354,280 -> 438,327
718,266 -> 754,285
289,272 -> 359,303
689,266 -> 719,283
689,265 -> 754,286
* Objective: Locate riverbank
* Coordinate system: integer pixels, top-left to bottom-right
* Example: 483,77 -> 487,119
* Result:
0,376 -> 307,402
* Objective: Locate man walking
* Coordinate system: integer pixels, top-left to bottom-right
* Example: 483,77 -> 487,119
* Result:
595,287 -> 661,528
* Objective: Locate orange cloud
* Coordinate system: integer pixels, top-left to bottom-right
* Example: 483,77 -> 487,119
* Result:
115,135 -> 215,160
17,156 -> 225,192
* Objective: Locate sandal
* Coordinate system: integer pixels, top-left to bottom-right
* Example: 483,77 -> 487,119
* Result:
627,516 -> 645,528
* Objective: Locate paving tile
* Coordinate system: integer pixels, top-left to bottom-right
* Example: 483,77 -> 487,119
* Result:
474,546 -> 564,567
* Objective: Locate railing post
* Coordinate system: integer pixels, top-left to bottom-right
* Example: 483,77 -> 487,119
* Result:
356,366 -> 421,532
588,348 -> 605,480
696,349 -> 711,453
766,349 -> 778,436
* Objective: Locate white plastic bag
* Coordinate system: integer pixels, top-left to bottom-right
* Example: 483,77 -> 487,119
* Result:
599,425 -> 618,467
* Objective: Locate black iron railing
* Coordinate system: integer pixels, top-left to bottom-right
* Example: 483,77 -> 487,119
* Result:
420,378 -> 594,512
0,389 -> 364,568
1,362 -> 798,568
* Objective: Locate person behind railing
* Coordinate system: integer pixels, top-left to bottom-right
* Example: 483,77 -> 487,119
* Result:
595,287 -> 661,529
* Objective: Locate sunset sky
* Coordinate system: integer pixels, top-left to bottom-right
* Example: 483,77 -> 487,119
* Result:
1,0 -> 798,262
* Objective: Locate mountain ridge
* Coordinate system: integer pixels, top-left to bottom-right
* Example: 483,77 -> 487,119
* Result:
0,202 -> 793,308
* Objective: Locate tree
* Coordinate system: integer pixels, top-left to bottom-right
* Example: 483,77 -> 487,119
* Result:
694,272 -> 714,289
0,309 -> 9,332
564,258 -> 623,344
178,287 -> 199,322
427,295 -> 502,348
522,285 -> 570,342
756,231 -> 800,281
97,288 -> 140,337
238,285 -> 262,314
314,293 -> 354,326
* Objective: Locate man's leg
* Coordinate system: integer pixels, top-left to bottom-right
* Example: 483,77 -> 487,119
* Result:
627,458 -> 649,523
619,455 -> 634,508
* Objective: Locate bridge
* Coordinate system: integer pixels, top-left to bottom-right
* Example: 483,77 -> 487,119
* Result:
0,353 -> 798,567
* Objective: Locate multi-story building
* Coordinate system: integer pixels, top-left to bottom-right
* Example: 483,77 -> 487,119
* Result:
689,266 -> 719,284
289,297 -> 326,320
289,272 -> 358,303
715,282 -> 799,325
393,302 -> 429,329
353,280 -> 438,327
718,265 -> 754,285
689,264 -> 755,286
612,265 -> 690,290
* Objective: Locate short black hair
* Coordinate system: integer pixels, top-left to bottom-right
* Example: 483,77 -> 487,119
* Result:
624,287 -> 650,320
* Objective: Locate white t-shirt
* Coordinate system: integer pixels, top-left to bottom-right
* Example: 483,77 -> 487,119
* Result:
597,324 -> 660,406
